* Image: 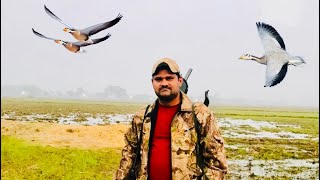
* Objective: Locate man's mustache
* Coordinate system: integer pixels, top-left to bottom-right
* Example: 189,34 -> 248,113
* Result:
159,86 -> 171,91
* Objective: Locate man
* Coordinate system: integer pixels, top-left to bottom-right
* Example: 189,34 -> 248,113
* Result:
115,58 -> 227,179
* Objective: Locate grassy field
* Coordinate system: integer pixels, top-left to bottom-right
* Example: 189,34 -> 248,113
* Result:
1,136 -> 121,180
1,98 -> 147,115
1,98 -> 319,179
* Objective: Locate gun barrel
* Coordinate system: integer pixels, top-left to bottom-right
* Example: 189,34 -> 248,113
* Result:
184,68 -> 193,81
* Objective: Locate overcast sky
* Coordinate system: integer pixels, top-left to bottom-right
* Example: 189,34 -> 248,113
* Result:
2,0 -> 319,107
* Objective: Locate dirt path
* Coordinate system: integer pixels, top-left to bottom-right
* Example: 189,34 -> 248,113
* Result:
1,120 -> 130,149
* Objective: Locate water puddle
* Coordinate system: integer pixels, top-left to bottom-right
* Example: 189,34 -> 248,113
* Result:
1,112 -> 134,125
228,158 -> 319,179
218,118 -> 300,129
218,118 -> 311,139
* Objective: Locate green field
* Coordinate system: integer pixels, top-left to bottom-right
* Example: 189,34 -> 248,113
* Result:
1,136 -> 121,180
1,98 -> 319,179
1,98 -> 146,115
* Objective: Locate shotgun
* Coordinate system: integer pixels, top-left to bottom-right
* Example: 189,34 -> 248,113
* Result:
180,68 -> 209,106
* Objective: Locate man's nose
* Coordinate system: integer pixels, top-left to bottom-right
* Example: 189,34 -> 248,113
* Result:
160,79 -> 169,86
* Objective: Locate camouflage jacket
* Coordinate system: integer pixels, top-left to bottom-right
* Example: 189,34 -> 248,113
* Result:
115,92 -> 228,180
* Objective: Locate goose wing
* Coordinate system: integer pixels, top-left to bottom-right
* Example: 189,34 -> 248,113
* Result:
265,58 -> 288,87
80,14 -> 123,36
73,33 -> 111,47
256,22 -> 286,53
32,28 -> 57,41
44,5 -> 74,29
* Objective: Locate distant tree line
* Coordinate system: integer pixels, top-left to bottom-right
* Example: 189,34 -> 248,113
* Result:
1,84 -> 154,102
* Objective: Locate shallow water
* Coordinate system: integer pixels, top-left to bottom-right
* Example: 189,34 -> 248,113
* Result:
228,159 -> 319,179
1,113 -> 315,140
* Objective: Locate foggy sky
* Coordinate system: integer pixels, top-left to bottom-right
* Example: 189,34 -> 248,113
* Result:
1,0 -> 319,107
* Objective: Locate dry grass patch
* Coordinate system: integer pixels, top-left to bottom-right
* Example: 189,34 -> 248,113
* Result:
1,120 -> 130,149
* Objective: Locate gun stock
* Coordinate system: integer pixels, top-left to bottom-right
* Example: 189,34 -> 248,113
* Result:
180,68 -> 192,94
179,68 -> 209,106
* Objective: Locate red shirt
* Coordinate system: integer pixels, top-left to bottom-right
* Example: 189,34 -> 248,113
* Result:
149,103 -> 179,180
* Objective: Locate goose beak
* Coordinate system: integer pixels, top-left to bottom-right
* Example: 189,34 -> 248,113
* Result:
63,28 -> 68,32
239,55 -> 250,60
54,40 -> 62,44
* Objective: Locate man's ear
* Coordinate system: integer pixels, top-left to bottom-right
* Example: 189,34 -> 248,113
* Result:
178,77 -> 183,85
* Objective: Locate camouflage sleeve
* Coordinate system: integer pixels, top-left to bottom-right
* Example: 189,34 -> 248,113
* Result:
114,120 -> 138,180
194,103 -> 228,179
115,106 -> 147,180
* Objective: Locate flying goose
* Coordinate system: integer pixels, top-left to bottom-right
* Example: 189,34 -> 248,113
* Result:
239,22 -> 305,87
32,28 -> 111,53
44,5 -> 122,43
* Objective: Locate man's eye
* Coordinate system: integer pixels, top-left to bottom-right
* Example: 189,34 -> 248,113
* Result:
154,78 -> 162,81
166,77 -> 174,81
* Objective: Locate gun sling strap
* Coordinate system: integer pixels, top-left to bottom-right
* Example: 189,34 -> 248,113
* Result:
192,103 -> 205,179
129,104 -> 150,179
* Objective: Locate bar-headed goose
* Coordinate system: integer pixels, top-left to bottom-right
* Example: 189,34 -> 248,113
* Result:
32,28 -> 111,53
239,22 -> 305,87
44,5 -> 122,43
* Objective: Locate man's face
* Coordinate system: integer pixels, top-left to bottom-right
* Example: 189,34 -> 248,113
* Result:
152,69 -> 183,102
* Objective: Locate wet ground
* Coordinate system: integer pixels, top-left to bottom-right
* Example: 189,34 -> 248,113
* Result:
1,112 -> 319,179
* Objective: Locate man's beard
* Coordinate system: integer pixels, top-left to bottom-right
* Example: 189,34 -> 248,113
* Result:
155,87 -> 179,102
